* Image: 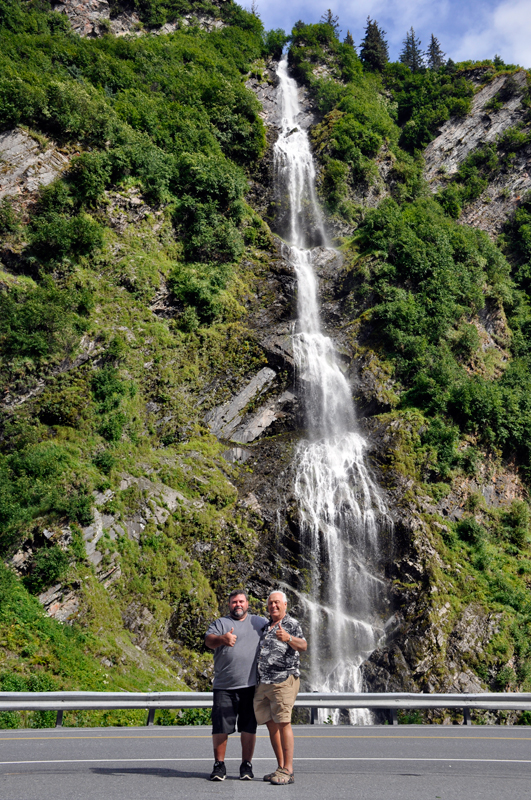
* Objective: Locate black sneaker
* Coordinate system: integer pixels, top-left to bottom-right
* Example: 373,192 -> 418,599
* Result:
209,761 -> 226,781
240,760 -> 254,780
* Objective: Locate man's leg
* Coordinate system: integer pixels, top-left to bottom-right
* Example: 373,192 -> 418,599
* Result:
265,720 -> 284,769
277,721 -> 294,774
240,731 -> 256,763
212,733 -> 229,762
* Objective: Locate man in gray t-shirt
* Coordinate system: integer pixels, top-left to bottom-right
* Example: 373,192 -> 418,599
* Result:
205,590 -> 267,782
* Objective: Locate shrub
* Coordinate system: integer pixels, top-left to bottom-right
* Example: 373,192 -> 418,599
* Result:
24,545 -> 70,593
169,261 -> 230,324
91,365 -> 126,405
29,212 -> 104,264
71,152 -> 112,205
93,450 -> 115,475
456,517 -> 486,544
263,28 -> 288,60
98,411 -> 126,442
64,490 -> 94,527
0,197 -> 19,235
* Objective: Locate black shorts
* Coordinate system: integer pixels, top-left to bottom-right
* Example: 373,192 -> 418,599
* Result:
212,686 -> 257,735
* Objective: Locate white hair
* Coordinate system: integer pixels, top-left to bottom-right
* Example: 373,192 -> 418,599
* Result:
268,590 -> 287,603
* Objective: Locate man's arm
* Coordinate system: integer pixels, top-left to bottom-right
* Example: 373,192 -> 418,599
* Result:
274,621 -> 307,651
205,627 -> 237,649
287,635 -> 307,652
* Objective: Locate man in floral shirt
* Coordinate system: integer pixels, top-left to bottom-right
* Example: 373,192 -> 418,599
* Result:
254,590 -> 307,785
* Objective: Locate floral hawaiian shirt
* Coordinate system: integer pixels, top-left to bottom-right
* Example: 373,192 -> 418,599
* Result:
257,613 -> 305,684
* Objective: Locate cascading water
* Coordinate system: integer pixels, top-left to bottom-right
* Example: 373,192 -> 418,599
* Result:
273,55 -> 391,723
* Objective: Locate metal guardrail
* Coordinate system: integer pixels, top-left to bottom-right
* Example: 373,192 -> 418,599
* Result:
2,691 -> 531,728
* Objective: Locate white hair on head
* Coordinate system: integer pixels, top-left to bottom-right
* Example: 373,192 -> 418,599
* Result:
268,590 -> 287,603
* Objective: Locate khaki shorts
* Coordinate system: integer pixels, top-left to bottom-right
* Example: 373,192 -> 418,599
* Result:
253,675 -> 300,724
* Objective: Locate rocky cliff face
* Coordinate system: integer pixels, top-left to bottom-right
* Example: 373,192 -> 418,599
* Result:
52,0 -> 227,37
2,6 -> 531,711
425,69 -> 531,237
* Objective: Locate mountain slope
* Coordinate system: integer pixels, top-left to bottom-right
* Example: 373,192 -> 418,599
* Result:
1,2 -> 531,726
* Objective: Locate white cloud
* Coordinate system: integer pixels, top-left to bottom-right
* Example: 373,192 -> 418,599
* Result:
453,0 -> 531,66
256,0 -> 530,65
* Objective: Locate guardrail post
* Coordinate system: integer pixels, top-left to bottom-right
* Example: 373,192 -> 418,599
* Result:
55,710 -> 64,728
463,707 -> 472,726
310,691 -> 318,725
391,709 -> 398,726
146,708 -> 155,726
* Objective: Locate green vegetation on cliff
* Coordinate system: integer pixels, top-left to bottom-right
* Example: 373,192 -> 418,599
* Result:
0,0 -> 274,719
2,0 -> 531,722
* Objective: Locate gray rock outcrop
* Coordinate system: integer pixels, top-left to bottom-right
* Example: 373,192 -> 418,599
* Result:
424,71 -> 528,184
52,0 -> 227,38
0,128 -> 69,200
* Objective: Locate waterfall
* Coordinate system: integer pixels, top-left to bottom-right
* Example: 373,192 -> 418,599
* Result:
273,55 -> 390,724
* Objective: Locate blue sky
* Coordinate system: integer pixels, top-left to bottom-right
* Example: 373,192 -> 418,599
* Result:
253,0 -> 531,68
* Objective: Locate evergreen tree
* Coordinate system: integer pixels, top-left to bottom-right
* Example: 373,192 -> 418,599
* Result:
445,57 -> 457,74
359,17 -> 389,72
400,27 -> 424,72
320,9 -> 340,36
425,34 -> 446,70
493,54 -> 505,68
344,30 -> 354,47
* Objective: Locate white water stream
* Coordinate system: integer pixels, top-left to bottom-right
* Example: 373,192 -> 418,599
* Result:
274,55 -> 390,723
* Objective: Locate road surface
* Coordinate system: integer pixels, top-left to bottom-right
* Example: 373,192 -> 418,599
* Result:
1,724 -> 530,799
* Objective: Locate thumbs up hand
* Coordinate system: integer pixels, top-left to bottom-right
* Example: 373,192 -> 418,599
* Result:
223,627 -> 238,647
275,621 -> 290,643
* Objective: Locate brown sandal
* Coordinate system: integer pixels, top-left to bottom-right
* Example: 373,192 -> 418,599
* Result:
263,770 -> 279,782
270,767 -> 294,785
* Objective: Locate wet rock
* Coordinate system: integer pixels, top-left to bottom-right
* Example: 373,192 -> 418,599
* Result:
240,492 -> 261,513
222,447 -> 252,464
230,390 -> 298,444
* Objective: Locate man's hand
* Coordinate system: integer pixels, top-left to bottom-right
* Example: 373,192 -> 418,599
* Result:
222,627 -> 237,647
275,621 -> 290,643
273,621 -> 307,651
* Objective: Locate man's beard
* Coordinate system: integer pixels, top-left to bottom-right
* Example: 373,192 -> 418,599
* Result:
230,607 -> 245,619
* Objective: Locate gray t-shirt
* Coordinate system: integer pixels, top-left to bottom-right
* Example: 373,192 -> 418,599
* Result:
206,614 -> 268,690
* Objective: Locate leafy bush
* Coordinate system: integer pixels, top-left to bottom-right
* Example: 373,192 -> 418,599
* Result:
263,28 -> 288,59
456,517 -> 486,544
98,411 -> 126,442
24,545 -> 70,593
93,450 -> 116,475
0,197 -> 19,235
349,196 -> 531,467
383,64 -> 474,151
0,281 -> 88,368
91,365 -> 127,407
63,489 -> 94,527
169,261 -> 229,324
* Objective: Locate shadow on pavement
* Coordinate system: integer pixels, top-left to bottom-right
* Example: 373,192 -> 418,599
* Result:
91,767 -> 211,780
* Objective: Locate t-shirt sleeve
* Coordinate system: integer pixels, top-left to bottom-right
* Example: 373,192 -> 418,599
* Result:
205,618 -> 224,639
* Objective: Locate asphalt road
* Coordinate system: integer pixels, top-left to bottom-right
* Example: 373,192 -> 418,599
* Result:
1,724 -> 531,800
